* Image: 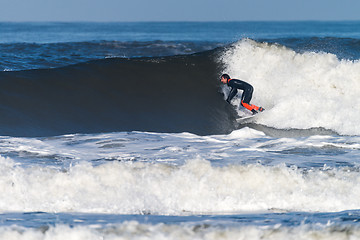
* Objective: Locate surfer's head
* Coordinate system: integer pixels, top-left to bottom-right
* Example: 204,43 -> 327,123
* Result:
220,74 -> 230,84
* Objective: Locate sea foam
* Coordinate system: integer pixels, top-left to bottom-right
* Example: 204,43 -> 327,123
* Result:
1,154 -> 360,214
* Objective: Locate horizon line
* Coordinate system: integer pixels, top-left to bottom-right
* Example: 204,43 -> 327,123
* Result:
1,19 -> 360,23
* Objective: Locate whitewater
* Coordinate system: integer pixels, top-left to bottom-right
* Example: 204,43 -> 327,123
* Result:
1,128 -> 360,239
221,39 -> 360,135
1,129 -> 360,214
1,21 -> 360,239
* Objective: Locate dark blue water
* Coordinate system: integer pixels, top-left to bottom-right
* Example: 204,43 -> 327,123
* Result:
1,21 -> 360,71
2,21 -> 360,43
2,211 -> 360,229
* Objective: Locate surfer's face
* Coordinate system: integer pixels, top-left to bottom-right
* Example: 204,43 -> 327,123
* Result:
220,77 -> 228,84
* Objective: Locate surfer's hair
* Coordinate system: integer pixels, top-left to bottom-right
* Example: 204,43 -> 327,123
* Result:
221,74 -> 230,80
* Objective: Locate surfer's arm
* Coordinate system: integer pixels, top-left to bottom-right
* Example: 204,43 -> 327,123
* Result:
226,88 -> 238,103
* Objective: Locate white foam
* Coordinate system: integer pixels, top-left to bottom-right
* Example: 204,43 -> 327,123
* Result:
0,130 -> 359,214
3,129 -> 358,169
220,39 -> 360,135
1,154 -> 360,214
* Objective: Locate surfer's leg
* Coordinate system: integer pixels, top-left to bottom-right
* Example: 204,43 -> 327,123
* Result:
242,85 -> 254,104
242,102 -> 264,111
240,85 -> 264,113
240,86 -> 256,111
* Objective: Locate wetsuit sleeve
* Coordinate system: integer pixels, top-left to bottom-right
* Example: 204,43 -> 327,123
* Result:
226,88 -> 238,103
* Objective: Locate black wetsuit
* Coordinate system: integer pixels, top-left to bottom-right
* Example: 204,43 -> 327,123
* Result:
226,79 -> 254,104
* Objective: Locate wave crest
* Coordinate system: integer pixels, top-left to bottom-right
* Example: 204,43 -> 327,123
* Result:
221,39 -> 360,135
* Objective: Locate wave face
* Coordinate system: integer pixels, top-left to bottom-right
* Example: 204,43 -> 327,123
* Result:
221,39 -> 360,135
0,51 -> 236,137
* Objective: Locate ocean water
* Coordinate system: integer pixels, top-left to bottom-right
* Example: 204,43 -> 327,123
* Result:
0,21 -> 360,239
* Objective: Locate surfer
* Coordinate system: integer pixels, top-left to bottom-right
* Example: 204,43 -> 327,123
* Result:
220,74 -> 264,114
